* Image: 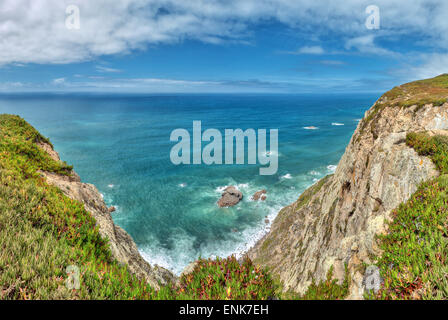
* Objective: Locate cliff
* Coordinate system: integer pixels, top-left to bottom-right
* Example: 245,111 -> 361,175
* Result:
248,74 -> 448,299
3,75 -> 448,300
0,114 -> 275,300
37,145 -> 176,290
0,114 -> 175,299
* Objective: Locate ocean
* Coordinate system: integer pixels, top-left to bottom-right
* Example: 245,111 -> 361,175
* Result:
0,93 -> 377,274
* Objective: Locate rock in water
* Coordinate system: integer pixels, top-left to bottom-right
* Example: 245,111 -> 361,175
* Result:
217,186 -> 243,207
37,142 -> 176,289
252,189 -> 267,201
248,75 -> 448,299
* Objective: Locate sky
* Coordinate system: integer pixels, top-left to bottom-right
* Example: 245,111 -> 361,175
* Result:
0,0 -> 448,94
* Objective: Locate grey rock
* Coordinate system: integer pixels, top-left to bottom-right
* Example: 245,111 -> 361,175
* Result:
217,186 -> 243,207
248,100 -> 447,299
37,142 -> 176,290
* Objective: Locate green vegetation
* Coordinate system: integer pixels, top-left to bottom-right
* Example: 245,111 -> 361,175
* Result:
381,73 -> 448,109
159,256 -> 276,300
373,132 -> 448,299
0,114 -> 155,299
359,74 -> 448,138
3,85 -> 447,300
258,173 -> 351,301
298,265 -> 350,300
0,114 -> 274,300
281,265 -> 350,300
406,132 -> 448,173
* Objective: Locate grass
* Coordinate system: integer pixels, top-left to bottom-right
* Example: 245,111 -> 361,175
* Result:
159,256 -> 276,300
4,107 -> 447,300
280,265 -> 350,300
0,114 -> 275,300
359,74 -> 448,138
406,133 -> 448,173
381,73 -> 448,109
371,132 -> 448,299
298,265 -> 350,300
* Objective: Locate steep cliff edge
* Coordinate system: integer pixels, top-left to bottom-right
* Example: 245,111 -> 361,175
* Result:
249,74 -> 448,299
1,114 -> 277,300
37,146 -> 176,290
0,114 -> 176,299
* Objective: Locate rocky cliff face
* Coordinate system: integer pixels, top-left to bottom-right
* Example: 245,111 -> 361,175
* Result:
37,143 -> 176,290
249,75 -> 448,299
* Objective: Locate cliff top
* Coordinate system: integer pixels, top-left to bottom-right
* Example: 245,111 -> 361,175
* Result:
249,74 -> 448,300
380,73 -> 448,108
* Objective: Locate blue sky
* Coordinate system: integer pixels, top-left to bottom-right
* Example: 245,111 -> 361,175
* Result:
1,0 -> 447,93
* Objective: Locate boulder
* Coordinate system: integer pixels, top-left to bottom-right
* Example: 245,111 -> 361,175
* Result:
217,186 -> 243,207
252,189 -> 267,201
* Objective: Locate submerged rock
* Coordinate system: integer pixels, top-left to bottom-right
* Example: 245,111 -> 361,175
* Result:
217,186 -> 243,207
252,189 -> 267,201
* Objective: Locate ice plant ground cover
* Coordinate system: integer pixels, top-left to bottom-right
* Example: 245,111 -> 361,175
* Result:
372,132 -> 448,299
0,114 -> 276,300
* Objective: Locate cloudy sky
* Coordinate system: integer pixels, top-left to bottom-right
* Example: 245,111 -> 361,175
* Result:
0,0 -> 447,93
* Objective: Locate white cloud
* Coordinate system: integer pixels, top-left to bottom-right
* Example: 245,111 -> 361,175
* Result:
52,78 -> 66,85
0,0 -> 448,66
344,35 -> 397,56
96,66 -> 122,73
0,76 -> 313,93
0,81 -> 24,89
290,46 -> 325,55
401,53 -> 448,80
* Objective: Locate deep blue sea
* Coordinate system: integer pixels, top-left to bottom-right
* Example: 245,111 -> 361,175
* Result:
0,93 -> 377,274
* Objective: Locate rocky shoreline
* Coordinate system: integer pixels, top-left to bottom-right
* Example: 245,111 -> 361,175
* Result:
248,88 -> 448,298
37,142 -> 176,290
34,75 -> 448,299
37,139 -> 279,287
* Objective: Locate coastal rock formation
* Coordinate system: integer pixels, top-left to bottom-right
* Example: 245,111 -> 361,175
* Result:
249,76 -> 448,299
217,186 -> 243,207
37,143 -> 176,290
252,190 -> 267,201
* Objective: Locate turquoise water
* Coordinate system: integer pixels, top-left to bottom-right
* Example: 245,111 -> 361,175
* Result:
0,93 -> 377,274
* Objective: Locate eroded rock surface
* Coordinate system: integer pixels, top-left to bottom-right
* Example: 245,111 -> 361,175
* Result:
218,186 -> 243,207
252,190 -> 267,201
249,99 -> 447,299
37,143 -> 176,290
